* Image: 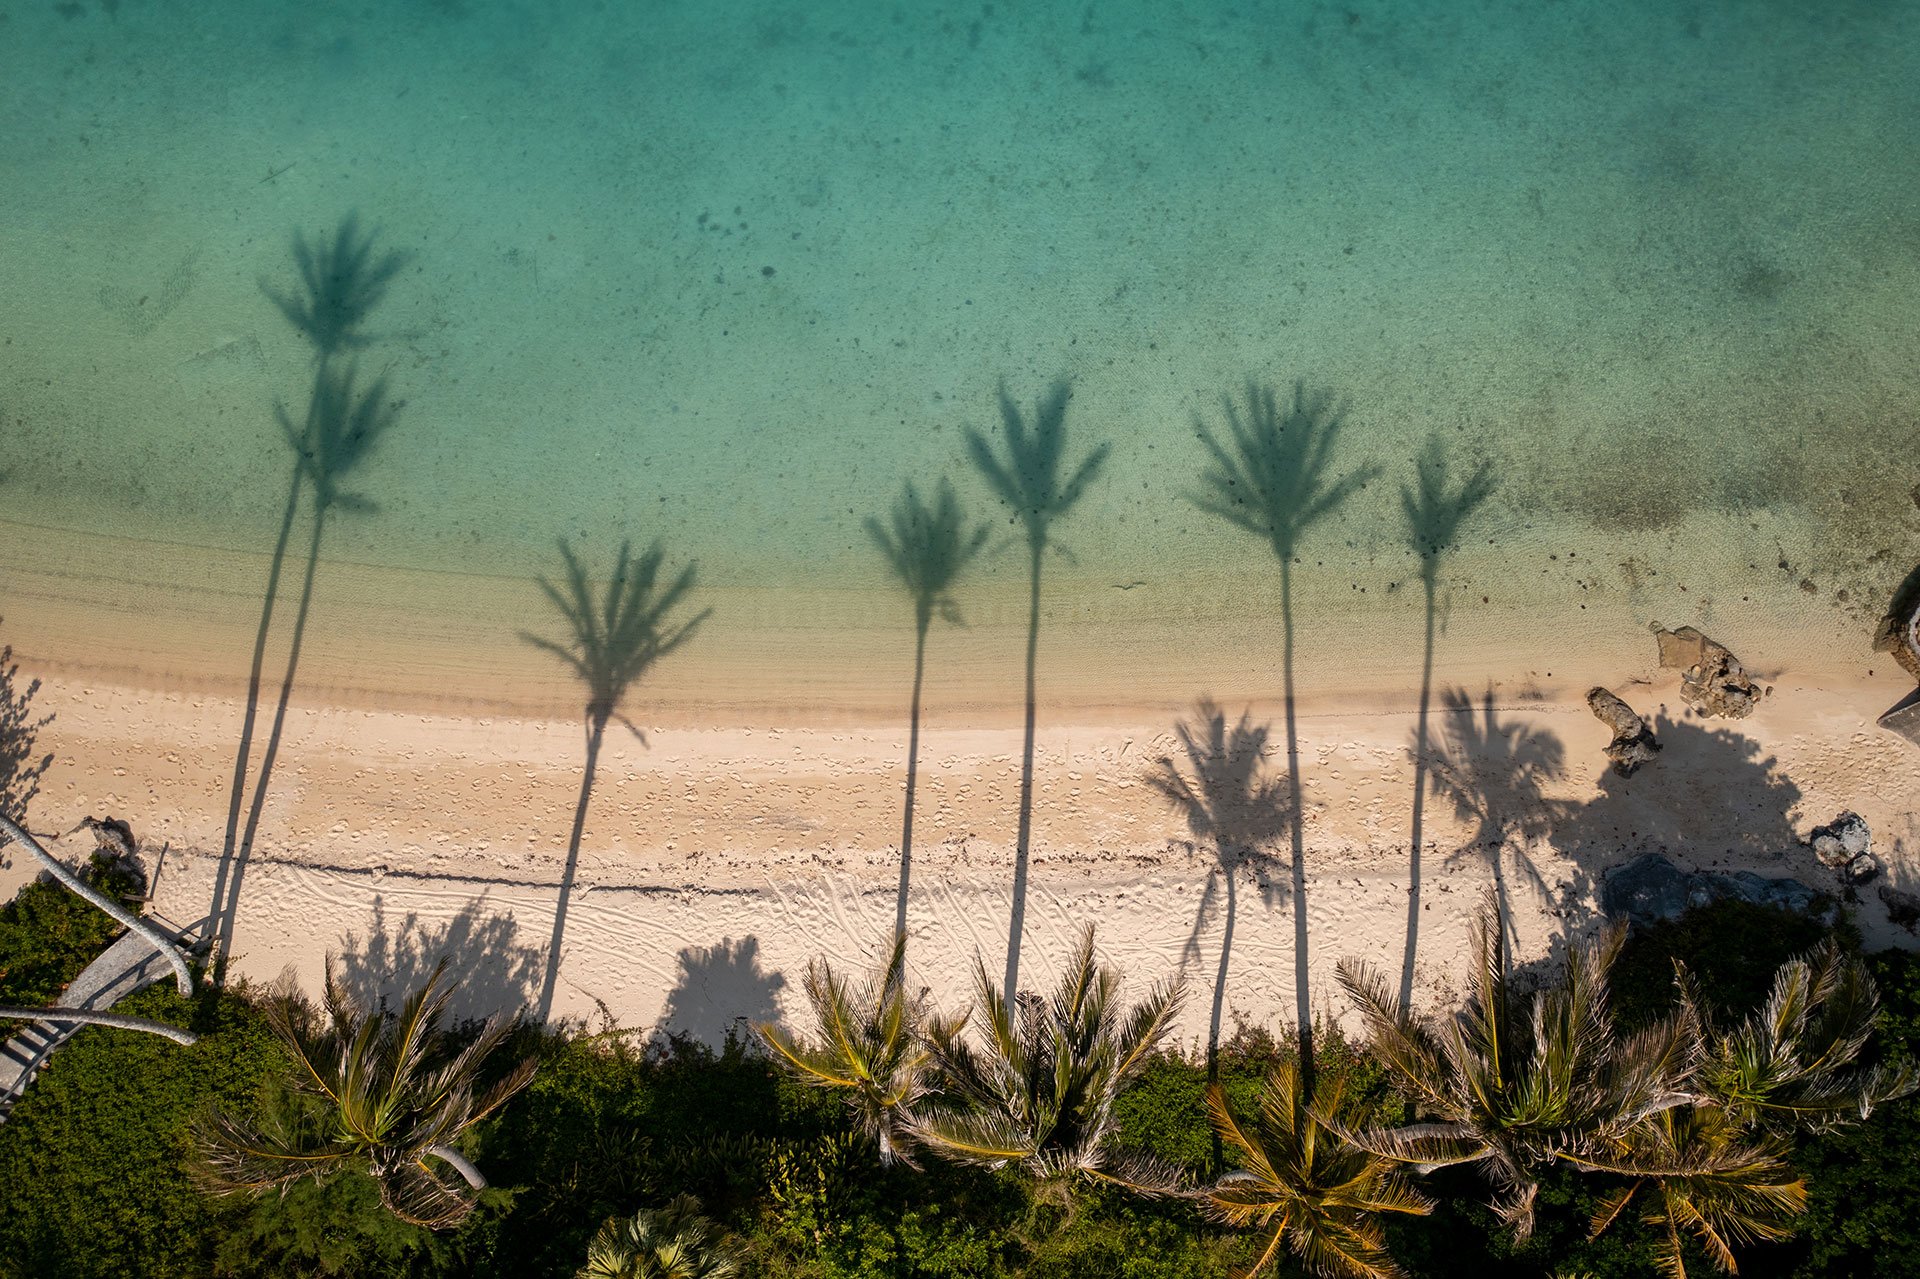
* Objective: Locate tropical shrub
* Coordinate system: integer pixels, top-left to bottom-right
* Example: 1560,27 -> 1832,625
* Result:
197,959 -> 536,1229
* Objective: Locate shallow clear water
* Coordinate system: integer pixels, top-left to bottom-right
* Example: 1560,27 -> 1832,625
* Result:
3,0 -> 1917,703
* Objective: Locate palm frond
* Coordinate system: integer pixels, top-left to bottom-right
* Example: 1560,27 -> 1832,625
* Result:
194,955 -> 535,1232
756,931 -> 934,1165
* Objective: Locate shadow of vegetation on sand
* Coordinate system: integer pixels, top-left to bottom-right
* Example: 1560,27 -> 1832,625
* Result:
658,934 -> 786,1048
209,215 -> 407,980
335,896 -> 545,1024
965,380 -> 1108,997
0,623 -> 53,827
1396,436 -> 1497,1004
1550,712 -> 1805,875
1191,379 -> 1374,1065
1146,699 -> 1290,1080
865,479 -> 988,940
522,538 -> 708,1023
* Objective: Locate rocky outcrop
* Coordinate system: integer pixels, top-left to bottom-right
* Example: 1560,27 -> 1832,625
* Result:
1654,626 -> 1763,719
1874,599 -> 1920,684
1585,686 -> 1660,776
1601,853 -> 1828,929
1807,811 -> 1880,885
1882,689 -> 1920,749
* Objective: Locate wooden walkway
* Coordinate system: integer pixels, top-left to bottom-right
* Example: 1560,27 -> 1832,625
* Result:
0,927 -> 189,1123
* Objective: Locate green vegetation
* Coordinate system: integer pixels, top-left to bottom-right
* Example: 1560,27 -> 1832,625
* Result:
2,900 -> 1918,1279
914,924 -> 1184,1194
757,930 -> 934,1167
0,852 -> 142,1037
197,959 -> 537,1230
0,854 -> 138,1002
581,1195 -> 746,1278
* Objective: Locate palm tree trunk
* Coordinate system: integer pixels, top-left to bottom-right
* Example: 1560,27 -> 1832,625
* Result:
0,815 -> 193,997
424,1143 -> 487,1189
0,1005 -> 197,1045
216,505 -> 327,976
1399,575 -> 1438,1007
538,716 -> 605,1022
210,457 -> 303,972
1004,539 -> 1043,997
1280,554 -> 1312,1072
895,620 -> 930,939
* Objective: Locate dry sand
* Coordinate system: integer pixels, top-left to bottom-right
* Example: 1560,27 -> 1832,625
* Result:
5,641 -> 1915,1046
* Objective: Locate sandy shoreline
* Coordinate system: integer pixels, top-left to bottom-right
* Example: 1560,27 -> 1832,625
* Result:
4,649 -> 1914,1042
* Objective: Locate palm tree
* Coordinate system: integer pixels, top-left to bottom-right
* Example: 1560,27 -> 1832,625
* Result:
580,1195 -> 745,1278
1396,438 -> 1495,1005
523,538 -> 708,1021
1685,940 -> 1916,1132
1146,701 -> 1290,1076
1334,906 -> 1694,1239
915,925 -> 1183,1195
965,381 -> 1109,996
197,958 -> 535,1229
1571,1103 -> 1805,1279
865,480 -> 988,934
757,930 -> 934,1166
1202,1056 -> 1432,1279
1194,380 -> 1375,1062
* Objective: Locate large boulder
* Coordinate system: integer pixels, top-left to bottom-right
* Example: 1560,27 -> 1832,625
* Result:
1806,810 -> 1882,885
1654,626 -> 1762,719
1601,853 -> 1828,929
1882,688 -> 1920,749
1876,598 -> 1920,685
1586,686 -> 1661,776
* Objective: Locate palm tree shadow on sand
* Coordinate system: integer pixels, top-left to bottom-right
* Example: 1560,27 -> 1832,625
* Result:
1146,699 -> 1291,1081
208,215 -> 407,979
865,479 -> 988,939
1191,379 -> 1374,1064
964,380 -> 1109,997
1423,686 -> 1575,964
1396,438 -> 1497,1004
522,538 -> 708,1023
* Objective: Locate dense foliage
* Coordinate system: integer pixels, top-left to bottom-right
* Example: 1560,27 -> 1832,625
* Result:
1,900 -> 1917,1279
0,854 -> 144,1037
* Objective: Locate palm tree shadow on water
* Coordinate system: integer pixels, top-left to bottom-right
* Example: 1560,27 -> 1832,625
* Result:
1423,686 -> 1575,964
964,380 -> 1109,997
1191,380 -> 1375,1065
522,538 -> 708,1023
1395,437 -> 1496,1006
208,216 -> 407,979
864,480 -> 988,939
1146,700 -> 1291,1083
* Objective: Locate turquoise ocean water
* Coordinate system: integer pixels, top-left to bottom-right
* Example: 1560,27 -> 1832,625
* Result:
3,0 -> 1917,707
